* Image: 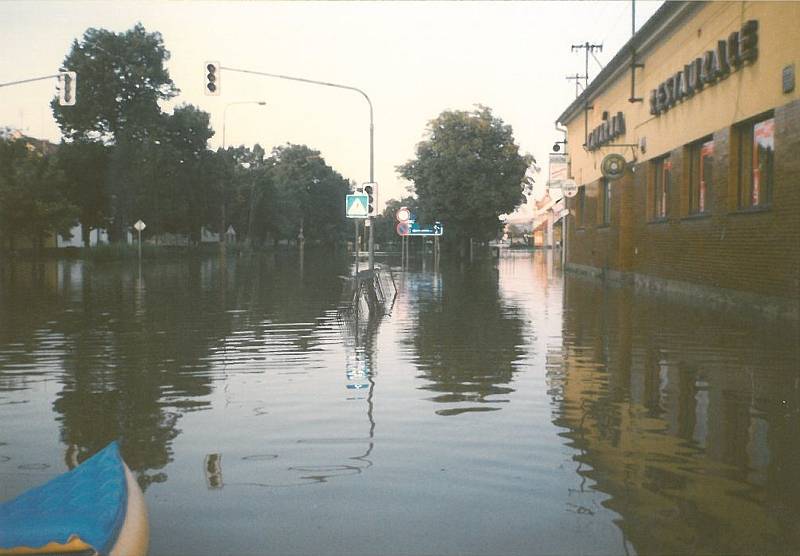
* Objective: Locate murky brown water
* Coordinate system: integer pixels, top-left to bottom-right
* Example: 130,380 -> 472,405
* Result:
0,251 -> 797,555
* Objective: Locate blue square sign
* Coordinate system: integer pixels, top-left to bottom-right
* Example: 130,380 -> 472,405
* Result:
346,194 -> 369,218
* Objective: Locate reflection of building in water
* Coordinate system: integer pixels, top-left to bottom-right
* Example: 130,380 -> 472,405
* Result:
552,276 -> 800,554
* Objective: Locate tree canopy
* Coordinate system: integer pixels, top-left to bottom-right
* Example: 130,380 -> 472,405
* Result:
51,23 -> 177,143
397,106 -> 532,252
2,24 -> 356,252
0,134 -> 77,249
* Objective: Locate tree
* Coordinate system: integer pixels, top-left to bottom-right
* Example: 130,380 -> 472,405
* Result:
268,144 -> 350,245
0,137 -> 77,250
51,23 -> 178,144
50,23 -> 179,243
397,105 -> 532,255
151,104 -> 216,242
56,140 -> 110,246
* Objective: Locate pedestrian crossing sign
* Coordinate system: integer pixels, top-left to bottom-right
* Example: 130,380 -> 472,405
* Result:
346,194 -> 369,218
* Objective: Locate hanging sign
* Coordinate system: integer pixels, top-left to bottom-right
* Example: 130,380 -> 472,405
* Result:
562,179 -> 578,198
548,154 -> 568,188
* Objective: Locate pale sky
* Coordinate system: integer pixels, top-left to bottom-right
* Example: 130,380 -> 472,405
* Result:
0,1 -> 661,208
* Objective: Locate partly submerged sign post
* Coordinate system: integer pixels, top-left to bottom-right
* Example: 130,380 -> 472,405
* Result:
134,220 -> 146,262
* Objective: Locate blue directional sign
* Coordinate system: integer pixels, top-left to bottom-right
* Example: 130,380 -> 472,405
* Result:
346,194 -> 369,219
407,220 -> 444,236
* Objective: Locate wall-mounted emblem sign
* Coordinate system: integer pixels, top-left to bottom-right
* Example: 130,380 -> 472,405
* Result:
650,20 -> 758,116
587,111 -> 625,151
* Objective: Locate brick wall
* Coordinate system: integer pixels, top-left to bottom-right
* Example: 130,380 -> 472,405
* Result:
567,98 -> 800,302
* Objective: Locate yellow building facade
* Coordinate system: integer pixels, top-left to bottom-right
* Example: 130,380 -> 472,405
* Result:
557,1 -> 799,319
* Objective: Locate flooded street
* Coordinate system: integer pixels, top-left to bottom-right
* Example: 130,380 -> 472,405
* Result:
1,251 -> 798,555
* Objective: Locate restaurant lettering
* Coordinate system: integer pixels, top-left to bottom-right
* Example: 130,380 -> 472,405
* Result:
650,20 -> 758,116
587,111 -> 625,151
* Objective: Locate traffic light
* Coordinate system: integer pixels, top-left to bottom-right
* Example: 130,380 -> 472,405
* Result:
363,182 -> 378,216
205,62 -> 220,96
58,71 -> 77,106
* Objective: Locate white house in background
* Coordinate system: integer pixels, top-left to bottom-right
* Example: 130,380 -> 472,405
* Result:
200,226 -> 220,243
56,225 -> 225,248
57,224 -> 110,248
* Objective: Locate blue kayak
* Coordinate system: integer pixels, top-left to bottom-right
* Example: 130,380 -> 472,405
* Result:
0,442 -> 149,556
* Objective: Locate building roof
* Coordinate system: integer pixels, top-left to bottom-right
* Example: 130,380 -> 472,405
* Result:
2,129 -> 59,156
557,1 -> 701,125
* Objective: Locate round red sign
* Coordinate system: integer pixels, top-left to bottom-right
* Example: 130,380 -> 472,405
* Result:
396,207 -> 411,222
396,222 -> 410,236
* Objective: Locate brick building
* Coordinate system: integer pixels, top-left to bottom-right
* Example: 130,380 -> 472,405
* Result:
557,1 -> 799,319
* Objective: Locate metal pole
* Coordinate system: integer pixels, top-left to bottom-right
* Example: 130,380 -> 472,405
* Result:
220,66 -> 375,270
354,220 -> 360,275
585,42 -> 590,91
368,120 -> 375,272
137,229 -> 142,261
0,74 -> 59,88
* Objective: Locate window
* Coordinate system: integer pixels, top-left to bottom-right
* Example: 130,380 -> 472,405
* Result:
600,178 -> 612,225
652,155 -> 672,220
689,138 -> 713,214
737,115 -> 774,208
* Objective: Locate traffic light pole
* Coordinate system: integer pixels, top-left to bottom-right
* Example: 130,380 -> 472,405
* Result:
220,66 -> 376,271
0,74 -> 59,88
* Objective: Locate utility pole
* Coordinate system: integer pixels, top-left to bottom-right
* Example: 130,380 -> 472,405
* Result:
566,73 -> 585,99
571,42 -> 603,91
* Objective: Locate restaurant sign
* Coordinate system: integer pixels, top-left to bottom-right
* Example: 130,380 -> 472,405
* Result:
650,20 -> 758,116
587,111 -> 626,151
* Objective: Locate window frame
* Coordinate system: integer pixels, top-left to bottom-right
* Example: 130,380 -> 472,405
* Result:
600,178 -> 612,226
650,155 -> 672,221
688,136 -> 714,215
576,186 -> 586,228
736,113 -> 775,210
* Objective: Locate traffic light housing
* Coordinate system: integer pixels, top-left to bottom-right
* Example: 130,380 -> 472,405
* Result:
363,182 -> 378,216
205,62 -> 220,96
58,71 -> 76,106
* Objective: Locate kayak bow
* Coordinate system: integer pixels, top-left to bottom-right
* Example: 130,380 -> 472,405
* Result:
0,442 -> 148,556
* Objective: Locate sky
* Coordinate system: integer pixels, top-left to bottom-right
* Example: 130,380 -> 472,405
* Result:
0,0 -> 662,210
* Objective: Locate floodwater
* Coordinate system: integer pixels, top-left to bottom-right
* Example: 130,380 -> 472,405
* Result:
0,251 -> 798,555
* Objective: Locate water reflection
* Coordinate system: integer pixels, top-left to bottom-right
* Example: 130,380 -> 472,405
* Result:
553,275 -> 800,554
408,262 -> 526,416
0,251 -> 351,493
3,252 -> 799,555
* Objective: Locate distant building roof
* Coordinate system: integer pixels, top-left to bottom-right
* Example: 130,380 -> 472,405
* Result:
2,128 -> 59,156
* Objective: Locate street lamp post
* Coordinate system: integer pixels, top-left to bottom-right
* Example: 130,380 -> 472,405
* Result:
223,100 -> 267,150
220,101 -> 266,249
219,66 -> 375,271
